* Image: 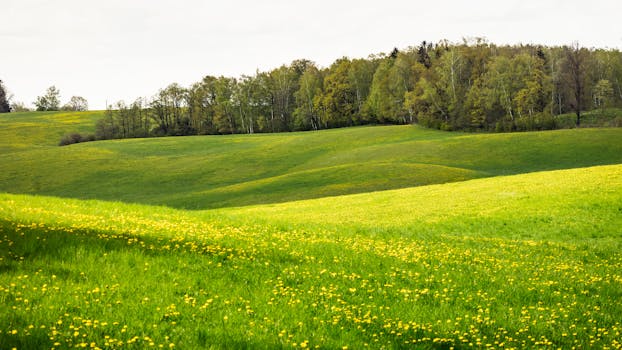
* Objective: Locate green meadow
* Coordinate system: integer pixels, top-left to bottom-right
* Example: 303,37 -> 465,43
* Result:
1,111 -> 621,209
1,111 -> 622,349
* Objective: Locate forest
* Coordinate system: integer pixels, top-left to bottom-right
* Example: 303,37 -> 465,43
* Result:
84,40 -> 622,141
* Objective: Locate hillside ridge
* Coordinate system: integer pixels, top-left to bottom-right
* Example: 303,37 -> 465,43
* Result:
1,111 -> 621,209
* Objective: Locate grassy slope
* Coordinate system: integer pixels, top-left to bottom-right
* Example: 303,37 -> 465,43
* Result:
555,107 -> 622,128
1,111 -> 621,348
1,165 -> 621,348
1,111 -> 622,209
223,164 -> 622,242
0,111 -> 103,153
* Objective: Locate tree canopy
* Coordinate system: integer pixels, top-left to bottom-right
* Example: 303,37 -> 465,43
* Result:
50,40 -> 622,140
62,96 -> 88,111
34,86 -> 61,111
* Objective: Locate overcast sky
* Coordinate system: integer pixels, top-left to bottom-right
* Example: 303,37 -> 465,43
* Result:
3,0 -> 621,110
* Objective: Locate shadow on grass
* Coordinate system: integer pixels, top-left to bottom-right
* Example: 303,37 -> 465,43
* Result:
0,218 -> 291,349
0,329 -> 52,350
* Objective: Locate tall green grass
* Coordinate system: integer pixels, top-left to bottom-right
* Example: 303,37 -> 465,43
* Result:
1,165 -> 621,349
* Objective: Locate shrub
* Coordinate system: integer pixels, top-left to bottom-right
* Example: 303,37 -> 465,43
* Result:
59,133 -> 95,146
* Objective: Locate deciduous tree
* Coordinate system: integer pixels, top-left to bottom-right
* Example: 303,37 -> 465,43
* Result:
62,96 -> 88,111
563,43 -> 589,126
294,65 -> 323,130
34,86 -> 61,111
318,58 -> 356,128
593,79 -> 613,111
10,101 -> 31,112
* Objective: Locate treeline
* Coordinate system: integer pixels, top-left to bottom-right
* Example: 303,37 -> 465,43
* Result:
0,83 -> 89,113
33,86 -> 88,112
93,39 -> 622,141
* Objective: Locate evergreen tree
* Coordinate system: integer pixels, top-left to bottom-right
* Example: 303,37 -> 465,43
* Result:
0,80 -> 11,113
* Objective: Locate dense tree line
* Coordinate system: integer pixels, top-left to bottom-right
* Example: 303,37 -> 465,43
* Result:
92,40 -> 622,140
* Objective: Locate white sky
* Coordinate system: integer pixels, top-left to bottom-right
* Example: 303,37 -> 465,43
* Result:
2,0 -> 621,110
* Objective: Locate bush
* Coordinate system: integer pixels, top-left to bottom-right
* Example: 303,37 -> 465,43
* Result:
535,113 -> 556,130
59,133 -> 95,146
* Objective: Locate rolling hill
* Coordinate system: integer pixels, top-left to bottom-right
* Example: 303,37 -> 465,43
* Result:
1,110 -> 621,349
1,164 -> 621,349
1,111 -> 621,209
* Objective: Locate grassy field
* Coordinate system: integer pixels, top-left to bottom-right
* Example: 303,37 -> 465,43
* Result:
0,111 -> 103,154
1,111 -> 621,349
1,165 -> 621,349
1,111 -> 622,209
